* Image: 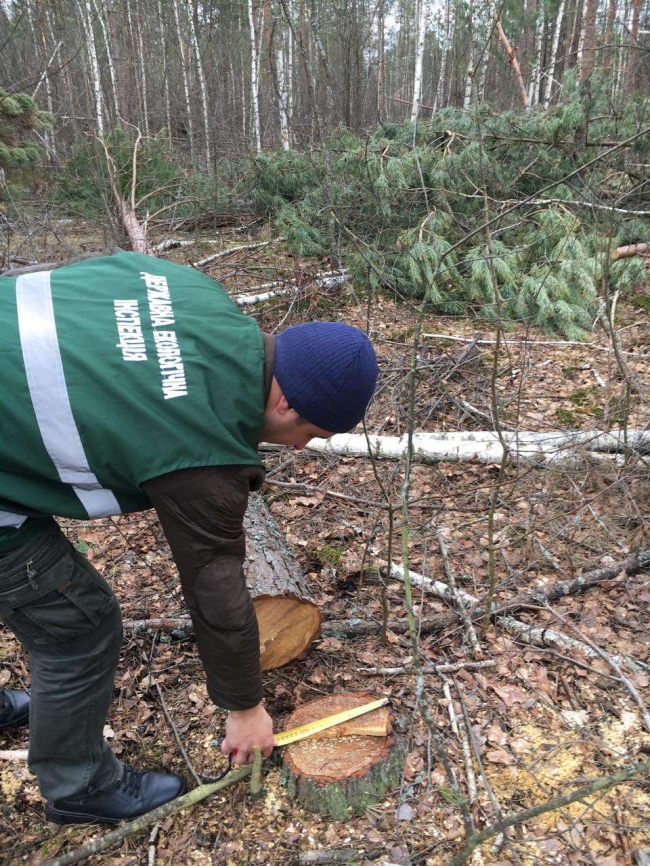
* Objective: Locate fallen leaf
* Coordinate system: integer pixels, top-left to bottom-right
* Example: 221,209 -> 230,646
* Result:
485,748 -> 516,765
491,683 -> 528,707
395,803 -> 413,821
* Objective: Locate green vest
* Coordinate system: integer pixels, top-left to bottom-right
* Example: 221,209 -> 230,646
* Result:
0,251 -> 264,548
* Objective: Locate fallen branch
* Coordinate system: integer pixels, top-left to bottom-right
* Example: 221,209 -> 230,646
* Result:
422,333 -> 647,357
307,429 -> 649,466
122,613 -> 459,639
500,616 -> 644,674
233,270 -> 347,306
193,237 -> 285,268
152,239 -> 197,252
493,548 -> 650,616
43,766 -> 253,866
358,660 -> 496,676
448,758 -> 650,866
386,563 -> 646,674
0,749 -> 28,762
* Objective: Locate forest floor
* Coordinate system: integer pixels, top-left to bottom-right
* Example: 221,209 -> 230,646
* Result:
1,219 -> 650,866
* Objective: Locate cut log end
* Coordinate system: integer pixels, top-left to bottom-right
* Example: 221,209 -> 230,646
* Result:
254,595 -> 321,670
283,693 -> 404,820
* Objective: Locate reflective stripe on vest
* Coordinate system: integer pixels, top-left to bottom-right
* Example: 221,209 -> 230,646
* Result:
0,511 -> 27,529
16,271 -> 122,519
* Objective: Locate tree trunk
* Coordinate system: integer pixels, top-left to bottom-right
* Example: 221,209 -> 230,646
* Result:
184,0 -> 212,164
411,0 -> 426,122
283,693 -> 404,819
157,0 -> 172,137
527,8 -> 545,107
248,0 -> 262,152
580,0 -> 599,78
543,0 -> 566,109
377,0 -> 385,122
134,0 -> 150,135
172,0 -> 195,161
244,494 -> 321,670
435,0 -> 451,110
491,2 -> 529,107
463,0 -> 475,109
80,0 -> 105,135
626,0 -> 642,92
91,0 -> 120,123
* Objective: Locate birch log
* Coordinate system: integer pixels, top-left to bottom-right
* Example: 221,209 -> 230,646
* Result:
305,429 -> 650,466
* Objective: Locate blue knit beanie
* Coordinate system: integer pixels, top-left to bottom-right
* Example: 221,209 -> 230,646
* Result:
274,322 -> 378,434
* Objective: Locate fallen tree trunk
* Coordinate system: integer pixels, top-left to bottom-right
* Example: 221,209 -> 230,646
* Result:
244,494 -> 321,669
130,495 -> 321,669
306,429 -> 650,466
283,693 -> 404,820
611,242 -> 650,260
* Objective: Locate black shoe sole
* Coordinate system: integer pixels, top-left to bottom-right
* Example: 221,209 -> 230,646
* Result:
45,804 -> 121,825
45,780 -> 188,825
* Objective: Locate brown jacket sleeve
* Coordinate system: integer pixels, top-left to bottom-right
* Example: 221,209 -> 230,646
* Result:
142,465 -> 265,710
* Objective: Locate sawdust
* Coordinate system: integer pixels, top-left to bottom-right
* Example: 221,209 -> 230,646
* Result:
482,705 -> 650,855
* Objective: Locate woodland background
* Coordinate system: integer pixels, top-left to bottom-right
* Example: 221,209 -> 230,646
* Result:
1,0 -> 650,864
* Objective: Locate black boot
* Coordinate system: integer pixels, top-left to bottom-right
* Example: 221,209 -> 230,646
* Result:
0,688 -> 30,732
45,766 -> 187,824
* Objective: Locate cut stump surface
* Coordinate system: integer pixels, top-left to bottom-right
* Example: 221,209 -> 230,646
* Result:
283,693 -> 404,820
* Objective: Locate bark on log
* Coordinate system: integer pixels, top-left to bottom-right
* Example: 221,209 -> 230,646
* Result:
612,242 -> 650,260
245,494 -> 321,670
124,496 -> 322,669
306,429 -> 649,466
283,693 -> 405,820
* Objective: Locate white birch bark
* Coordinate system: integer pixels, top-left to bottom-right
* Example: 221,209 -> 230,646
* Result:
135,0 -> 149,136
411,0 -> 427,122
172,0 -> 195,162
248,0 -> 262,153
92,0 -> 120,122
79,0 -> 105,136
543,0 -> 565,109
576,0 -> 588,72
276,39 -> 291,149
304,430 -> 649,465
30,5 -> 58,157
463,0 -> 475,109
527,8 -> 545,108
184,0 -> 212,165
157,0 -> 172,137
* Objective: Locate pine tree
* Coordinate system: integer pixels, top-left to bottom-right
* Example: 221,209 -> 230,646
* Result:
0,88 -> 51,173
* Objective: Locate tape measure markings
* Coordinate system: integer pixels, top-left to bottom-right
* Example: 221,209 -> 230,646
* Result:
275,696 -> 390,747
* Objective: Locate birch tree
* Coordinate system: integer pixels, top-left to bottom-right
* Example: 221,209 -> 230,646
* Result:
543,0 -> 566,109
248,0 -> 263,152
411,0 -> 427,123
184,0 -> 212,164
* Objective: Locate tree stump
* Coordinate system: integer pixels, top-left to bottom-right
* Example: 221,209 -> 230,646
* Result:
283,693 -> 405,820
244,494 -> 321,670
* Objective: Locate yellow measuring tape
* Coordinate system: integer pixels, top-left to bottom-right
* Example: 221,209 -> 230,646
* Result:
274,696 -> 390,747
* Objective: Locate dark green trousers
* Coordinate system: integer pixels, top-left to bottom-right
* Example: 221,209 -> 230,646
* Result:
0,519 -> 123,800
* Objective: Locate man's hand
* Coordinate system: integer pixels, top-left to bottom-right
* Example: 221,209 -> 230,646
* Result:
221,703 -> 276,766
